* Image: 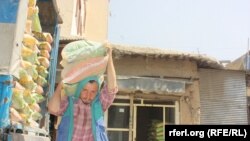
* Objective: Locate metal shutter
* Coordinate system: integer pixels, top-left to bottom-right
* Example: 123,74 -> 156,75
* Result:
199,69 -> 247,124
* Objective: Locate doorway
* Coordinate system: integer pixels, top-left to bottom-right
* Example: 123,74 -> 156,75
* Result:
135,107 -> 163,141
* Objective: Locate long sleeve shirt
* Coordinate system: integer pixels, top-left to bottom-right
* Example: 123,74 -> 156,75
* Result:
55,84 -> 118,141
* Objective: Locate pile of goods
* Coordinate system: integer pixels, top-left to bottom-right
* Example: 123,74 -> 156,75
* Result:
60,40 -> 108,95
148,120 -> 164,141
10,0 -> 53,128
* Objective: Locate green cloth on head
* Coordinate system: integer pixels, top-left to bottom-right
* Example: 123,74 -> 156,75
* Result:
65,75 -> 103,141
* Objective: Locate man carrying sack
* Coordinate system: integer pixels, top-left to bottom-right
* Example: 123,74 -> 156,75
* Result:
48,40 -> 118,141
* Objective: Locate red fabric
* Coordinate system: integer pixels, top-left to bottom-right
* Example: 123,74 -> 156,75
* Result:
62,56 -> 108,84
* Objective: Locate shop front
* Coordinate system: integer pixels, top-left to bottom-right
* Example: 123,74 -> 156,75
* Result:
105,76 -> 188,141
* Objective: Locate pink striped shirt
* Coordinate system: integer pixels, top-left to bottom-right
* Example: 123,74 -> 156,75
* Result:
57,84 -> 118,141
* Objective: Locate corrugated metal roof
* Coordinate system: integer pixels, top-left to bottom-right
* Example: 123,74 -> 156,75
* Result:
60,35 -> 85,41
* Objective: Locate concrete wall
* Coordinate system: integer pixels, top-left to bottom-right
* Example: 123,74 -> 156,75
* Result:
58,0 -> 108,42
84,0 -> 109,42
180,80 -> 200,124
114,56 -> 201,124
114,56 -> 199,79
57,0 -> 75,37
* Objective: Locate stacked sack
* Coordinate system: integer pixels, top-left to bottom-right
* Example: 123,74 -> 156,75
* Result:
26,0 -> 41,33
60,40 -> 108,95
147,120 -> 164,141
10,0 -> 53,128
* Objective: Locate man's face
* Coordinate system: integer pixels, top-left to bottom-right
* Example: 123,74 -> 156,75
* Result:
80,82 -> 98,104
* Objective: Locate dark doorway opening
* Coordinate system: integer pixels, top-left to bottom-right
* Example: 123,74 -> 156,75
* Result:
136,107 -> 163,141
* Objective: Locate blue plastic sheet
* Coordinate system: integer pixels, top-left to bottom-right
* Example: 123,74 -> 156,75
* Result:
0,75 -> 13,128
0,0 -> 19,23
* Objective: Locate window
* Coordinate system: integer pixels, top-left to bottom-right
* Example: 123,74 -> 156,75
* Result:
108,106 -> 129,128
107,101 -> 130,141
108,131 -> 129,141
106,96 -> 178,141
